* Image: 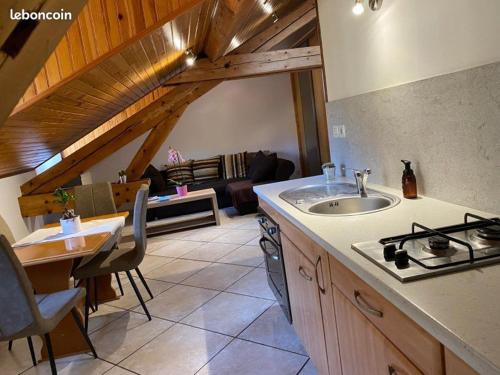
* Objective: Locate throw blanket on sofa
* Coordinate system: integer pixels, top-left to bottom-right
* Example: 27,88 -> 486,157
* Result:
222,153 -> 246,179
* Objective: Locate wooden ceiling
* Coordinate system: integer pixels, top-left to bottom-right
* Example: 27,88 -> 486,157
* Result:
0,0 -> 318,178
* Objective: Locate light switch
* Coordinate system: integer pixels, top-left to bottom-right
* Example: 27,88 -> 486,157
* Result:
332,125 -> 346,138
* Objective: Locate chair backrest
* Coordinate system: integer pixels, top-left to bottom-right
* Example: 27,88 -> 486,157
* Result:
0,236 -> 41,340
75,182 -> 117,219
131,185 -> 149,265
0,214 -> 15,244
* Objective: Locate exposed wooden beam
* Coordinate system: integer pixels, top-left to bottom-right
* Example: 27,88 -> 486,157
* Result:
204,0 -> 255,60
20,82 -> 218,195
126,105 -> 188,180
234,0 -> 317,54
168,46 -> 322,84
0,0 -> 86,128
17,180 -> 150,217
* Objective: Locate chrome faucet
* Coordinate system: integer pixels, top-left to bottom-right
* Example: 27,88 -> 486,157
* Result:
353,168 -> 371,197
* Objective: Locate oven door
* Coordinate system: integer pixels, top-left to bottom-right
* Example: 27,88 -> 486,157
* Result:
259,235 -> 292,323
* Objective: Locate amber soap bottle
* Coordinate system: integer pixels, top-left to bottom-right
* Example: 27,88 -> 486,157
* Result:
401,160 -> 417,199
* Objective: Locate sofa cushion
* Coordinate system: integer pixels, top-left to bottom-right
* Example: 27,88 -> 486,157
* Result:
143,165 -> 166,194
164,160 -> 194,186
193,157 -> 220,182
222,152 -> 247,179
247,151 -> 277,183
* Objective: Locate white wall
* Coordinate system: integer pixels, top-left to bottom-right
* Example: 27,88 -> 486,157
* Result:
0,171 -> 35,241
318,0 -> 500,100
89,74 -> 300,181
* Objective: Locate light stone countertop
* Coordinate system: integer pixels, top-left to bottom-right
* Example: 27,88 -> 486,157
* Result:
254,175 -> 500,375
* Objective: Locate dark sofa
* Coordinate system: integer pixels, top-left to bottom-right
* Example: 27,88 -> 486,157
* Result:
143,154 -> 294,220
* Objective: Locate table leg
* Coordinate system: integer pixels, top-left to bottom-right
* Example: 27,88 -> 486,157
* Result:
25,260 -> 90,361
87,274 -> 119,304
211,195 -> 221,226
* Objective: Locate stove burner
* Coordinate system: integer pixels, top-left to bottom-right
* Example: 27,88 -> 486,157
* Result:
428,236 -> 450,250
476,225 -> 500,240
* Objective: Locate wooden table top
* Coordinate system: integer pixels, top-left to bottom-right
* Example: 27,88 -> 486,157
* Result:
148,188 -> 216,208
43,211 -> 129,228
14,232 -> 111,267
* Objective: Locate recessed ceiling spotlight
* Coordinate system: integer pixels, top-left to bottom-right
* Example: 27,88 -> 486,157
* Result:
352,0 -> 364,15
185,48 -> 197,66
369,0 -> 383,10
272,13 -> 279,23
262,0 -> 273,15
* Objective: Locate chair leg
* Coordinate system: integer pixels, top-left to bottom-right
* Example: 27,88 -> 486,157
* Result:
8,340 -> 12,350
115,272 -> 124,296
70,308 -> 98,359
93,277 -> 98,311
125,271 -> 151,321
135,268 -> 153,300
85,279 -> 90,332
27,336 -> 37,366
44,333 -> 57,375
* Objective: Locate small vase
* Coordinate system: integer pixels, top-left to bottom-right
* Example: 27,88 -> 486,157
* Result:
176,185 -> 188,197
60,215 -> 82,235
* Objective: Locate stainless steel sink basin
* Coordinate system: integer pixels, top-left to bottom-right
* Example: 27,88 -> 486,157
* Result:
279,183 -> 400,216
308,196 -> 396,215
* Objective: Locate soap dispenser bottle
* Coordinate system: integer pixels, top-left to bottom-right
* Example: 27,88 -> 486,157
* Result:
401,160 -> 417,199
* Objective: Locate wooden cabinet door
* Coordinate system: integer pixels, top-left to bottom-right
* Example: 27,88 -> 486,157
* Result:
444,349 -> 478,375
282,234 -> 329,375
333,286 -> 423,375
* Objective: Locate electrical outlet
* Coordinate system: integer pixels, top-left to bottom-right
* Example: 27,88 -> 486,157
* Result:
332,125 -> 346,138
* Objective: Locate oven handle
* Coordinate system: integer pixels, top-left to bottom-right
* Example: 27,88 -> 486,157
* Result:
259,237 -> 279,261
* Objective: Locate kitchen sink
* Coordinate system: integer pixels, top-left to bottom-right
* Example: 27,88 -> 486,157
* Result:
308,196 -> 396,215
279,183 -> 400,216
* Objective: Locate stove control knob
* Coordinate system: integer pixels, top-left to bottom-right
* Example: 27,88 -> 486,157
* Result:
383,244 -> 397,261
394,250 -> 410,269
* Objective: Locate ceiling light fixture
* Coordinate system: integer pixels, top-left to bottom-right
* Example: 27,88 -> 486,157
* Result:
368,0 -> 383,11
185,48 -> 197,66
272,12 -> 279,23
352,0 -> 364,15
262,0 -> 273,15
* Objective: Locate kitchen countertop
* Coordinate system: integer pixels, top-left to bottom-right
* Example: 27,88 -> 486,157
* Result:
254,176 -> 500,375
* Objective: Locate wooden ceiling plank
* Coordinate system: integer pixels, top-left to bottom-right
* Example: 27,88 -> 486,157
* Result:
0,0 -> 87,129
168,46 -> 321,84
204,0 -> 255,61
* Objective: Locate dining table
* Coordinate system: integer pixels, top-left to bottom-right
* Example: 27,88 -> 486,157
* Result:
12,212 -> 129,361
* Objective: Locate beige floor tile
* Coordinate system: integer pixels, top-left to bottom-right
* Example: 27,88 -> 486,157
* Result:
299,359 -> 318,375
0,338 -> 42,375
23,354 -> 114,375
197,339 -> 307,375
134,284 -> 219,321
211,229 -> 260,244
182,227 -> 230,242
235,219 -> 259,230
144,259 -> 209,283
136,255 -> 176,273
181,242 -> 241,262
218,245 -> 264,267
89,311 -> 172,363
107,278 -> 174,310
226,268 -> 275,300
88,305 -> 128,334
104,366 -> 137,374
239,304 -> 307,355
182,263 -> 252,290
149,239 -> 205,258
181,292 -> 273,336
120,324 -> 231,375
245,235 -> 261,246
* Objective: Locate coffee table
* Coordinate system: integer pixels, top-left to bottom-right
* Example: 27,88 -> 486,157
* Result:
146,188 -> 220,234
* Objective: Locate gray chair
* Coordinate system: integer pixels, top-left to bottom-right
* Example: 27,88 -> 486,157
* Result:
73,185 -> 153,329
74,182 -> 117,219
0,235 -> 97,375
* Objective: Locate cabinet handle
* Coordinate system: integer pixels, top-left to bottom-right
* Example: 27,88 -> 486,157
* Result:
298,266 -> 313,281
388,365 -> 397,375
315,256 -> 326,295
354,290 -> 383,318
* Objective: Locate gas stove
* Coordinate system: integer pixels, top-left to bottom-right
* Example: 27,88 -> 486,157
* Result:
352,213 -> 500,282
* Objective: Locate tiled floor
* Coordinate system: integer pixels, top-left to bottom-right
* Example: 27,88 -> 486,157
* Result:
2,208 -> 317,375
